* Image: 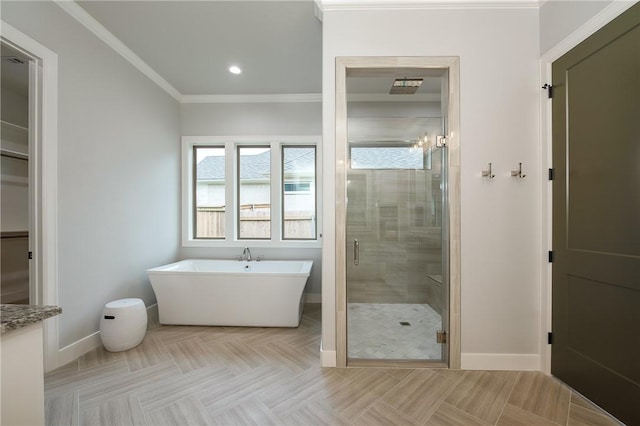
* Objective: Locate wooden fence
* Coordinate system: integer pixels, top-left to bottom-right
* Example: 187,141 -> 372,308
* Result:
196,205 -> 315,239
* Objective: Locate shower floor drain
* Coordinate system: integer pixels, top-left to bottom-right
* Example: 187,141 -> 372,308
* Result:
399,321 -> 411,326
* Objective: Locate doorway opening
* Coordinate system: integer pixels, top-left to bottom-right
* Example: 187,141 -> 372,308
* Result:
1,22 -> 59,371
335,57 -> 461,368
1,43 -> 31,304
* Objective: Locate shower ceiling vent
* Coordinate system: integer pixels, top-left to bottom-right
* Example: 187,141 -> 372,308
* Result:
389,78 -> 423,94
2,56 -> 26,64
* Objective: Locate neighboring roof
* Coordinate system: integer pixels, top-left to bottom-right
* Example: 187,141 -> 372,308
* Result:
197,147 -> 316,181
197,146 -> 424,181
197,155 -> 225,181
350,146 -> 424,169
239,149 -> 271,180
284,148 -> 315,175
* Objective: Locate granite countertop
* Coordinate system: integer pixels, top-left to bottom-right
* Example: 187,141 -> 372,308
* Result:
0,304 -> 62,334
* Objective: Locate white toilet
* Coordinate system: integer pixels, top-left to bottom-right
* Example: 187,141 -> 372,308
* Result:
100,298 -> 147,352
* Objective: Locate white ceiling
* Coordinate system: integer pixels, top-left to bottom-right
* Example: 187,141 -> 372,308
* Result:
1,0 -> 480,108
5,1 -> 539,100
74,1 -> 447,99
76,1 -> 323,96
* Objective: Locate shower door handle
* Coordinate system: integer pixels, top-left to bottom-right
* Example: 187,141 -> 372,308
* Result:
354,239 -> 359,266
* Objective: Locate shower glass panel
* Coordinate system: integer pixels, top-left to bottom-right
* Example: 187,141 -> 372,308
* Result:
346,69 -> 448,363
346,137 -> 446,362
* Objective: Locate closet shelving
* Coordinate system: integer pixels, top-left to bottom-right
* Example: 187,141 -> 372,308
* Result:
1,119 -> 29,160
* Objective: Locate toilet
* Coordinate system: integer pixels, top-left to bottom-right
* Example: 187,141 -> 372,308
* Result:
99,298 -> 147,352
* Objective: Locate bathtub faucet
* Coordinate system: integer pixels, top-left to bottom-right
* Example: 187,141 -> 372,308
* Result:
242,247 -> 252,262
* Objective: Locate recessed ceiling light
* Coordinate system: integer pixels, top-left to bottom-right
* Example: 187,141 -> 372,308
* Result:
229,65 -> 242,75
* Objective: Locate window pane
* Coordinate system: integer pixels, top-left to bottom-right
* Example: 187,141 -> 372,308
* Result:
194,146 -> 225,238
350,146 -> 424,170
239,146 -> 271,239
283,146 -> 316,239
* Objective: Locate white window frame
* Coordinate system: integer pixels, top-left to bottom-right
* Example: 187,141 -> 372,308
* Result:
182,135 -> 322,248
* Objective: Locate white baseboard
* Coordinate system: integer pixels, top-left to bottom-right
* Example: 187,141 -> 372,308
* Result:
320,341 -> 336,367
461,353 -> 540,371
56,331 -> 101,367
146,303 -> 159,329
54,303 -> 160,367
305,293 -> 321,304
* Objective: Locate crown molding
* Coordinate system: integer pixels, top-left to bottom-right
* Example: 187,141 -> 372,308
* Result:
317,0 -> 540,11
180,93 -> 322,104
53,0 -> 182,101
47,2 -> 320,105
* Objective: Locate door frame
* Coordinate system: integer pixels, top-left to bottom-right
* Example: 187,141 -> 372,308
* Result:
334,56 -> 461,368
538,1 -> 637,374
1,21 -> 59,372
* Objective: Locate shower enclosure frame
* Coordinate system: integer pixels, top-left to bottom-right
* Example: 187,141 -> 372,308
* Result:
335,56 -> 461,369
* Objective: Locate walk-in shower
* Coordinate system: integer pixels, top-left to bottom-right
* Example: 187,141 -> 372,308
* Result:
335,57 -> 460,367
346,121 -> 447,362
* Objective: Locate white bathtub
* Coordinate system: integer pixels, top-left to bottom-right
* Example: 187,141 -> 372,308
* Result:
147,259 -> 313,327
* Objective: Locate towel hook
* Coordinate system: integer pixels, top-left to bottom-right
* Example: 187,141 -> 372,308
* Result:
482,162 -> 495,179
511,162 -> 526,179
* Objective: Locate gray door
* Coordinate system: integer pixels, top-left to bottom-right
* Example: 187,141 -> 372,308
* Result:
551,3 -> 640,425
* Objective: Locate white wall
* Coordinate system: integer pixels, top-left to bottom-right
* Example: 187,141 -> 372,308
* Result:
322,7 -> 541,368
539,1 -> 612,55
181,102 -> 321,136
180,102 -> 323,296
2,1 -> 181,349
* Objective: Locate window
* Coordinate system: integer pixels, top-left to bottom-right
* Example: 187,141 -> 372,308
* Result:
282,146 -> 316,240
350,146 -> 424,170
193,146 -> 225,239
182,137 -> 321,247
238,146 -> 271,239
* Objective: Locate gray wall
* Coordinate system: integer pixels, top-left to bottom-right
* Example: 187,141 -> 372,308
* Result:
3,1 -> 181,348
180,102 -> 323,295
181,102 -> 322,136
539,1 -> 612,54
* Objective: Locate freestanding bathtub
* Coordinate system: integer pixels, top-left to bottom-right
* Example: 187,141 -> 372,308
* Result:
147,259 -> 313,327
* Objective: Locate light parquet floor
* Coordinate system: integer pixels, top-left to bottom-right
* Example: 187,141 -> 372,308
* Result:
45,304 -> 621,426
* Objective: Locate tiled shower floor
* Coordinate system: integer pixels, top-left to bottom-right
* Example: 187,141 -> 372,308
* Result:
347,303 -> 443,360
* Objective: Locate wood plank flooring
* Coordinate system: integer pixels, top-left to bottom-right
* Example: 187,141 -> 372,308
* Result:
44,304 -> 621,425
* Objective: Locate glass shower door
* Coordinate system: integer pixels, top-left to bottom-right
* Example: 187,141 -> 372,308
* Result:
346,127 -> 448,363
